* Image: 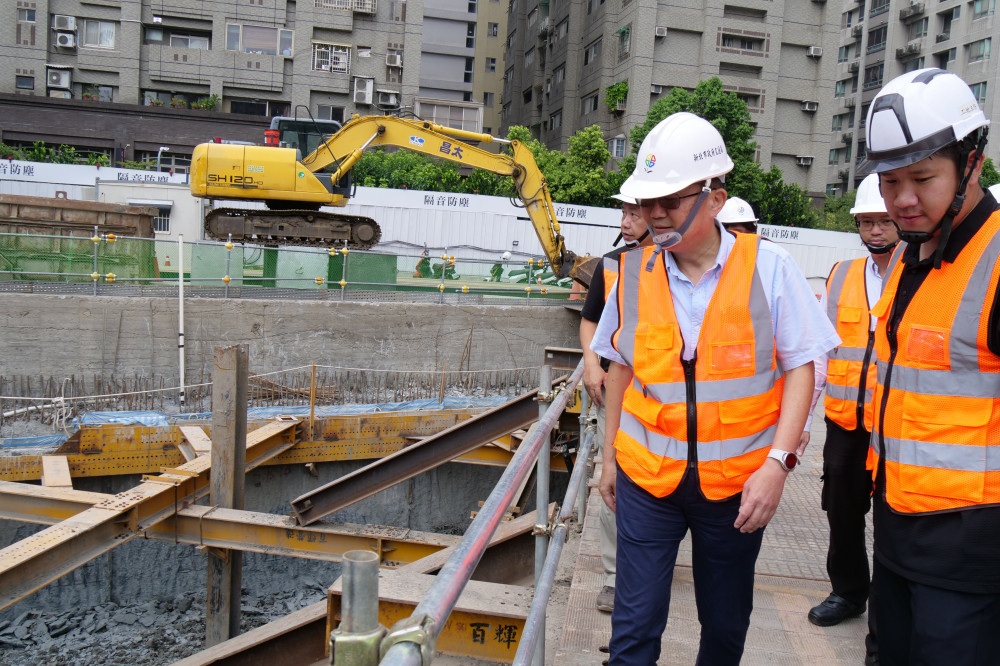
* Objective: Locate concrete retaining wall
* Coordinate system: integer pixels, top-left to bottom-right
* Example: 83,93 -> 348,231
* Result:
0,294 -> 581,381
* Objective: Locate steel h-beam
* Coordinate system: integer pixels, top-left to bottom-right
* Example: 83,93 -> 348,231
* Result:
0,418 -> 300,611
289,377 -> 567,526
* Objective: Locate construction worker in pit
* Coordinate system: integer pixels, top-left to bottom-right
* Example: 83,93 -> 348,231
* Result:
803,174 -> 896,665
579,190 -> 652,613
716,195 -> 759,234
591,112 -> 839,664
863,68 -> 1000,665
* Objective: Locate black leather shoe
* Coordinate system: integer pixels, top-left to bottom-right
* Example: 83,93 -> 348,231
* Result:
807,593 -> 866,627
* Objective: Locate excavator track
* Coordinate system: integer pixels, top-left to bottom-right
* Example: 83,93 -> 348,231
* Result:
204,208 -> 382,249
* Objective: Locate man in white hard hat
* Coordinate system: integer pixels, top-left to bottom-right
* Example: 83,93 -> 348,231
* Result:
591,112 -> 839,664
717,196 -> 759,234
803,174 -> 897,665
579,189 -> 651,613
863,68 -> 1000,665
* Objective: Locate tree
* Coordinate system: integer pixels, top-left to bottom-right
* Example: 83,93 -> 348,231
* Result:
622,77 -> 818,228
821,188 -> 859,232
981,157 -> 1000,189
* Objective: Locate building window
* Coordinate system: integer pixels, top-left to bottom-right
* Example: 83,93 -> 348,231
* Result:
618,25 -> 631,61
483,91 -> 494,107
468,0 -> 477,12
971,81 -> 988,106
838,45 -> 850,63
832,114 -> 844,132
527,7 -> 538,25
553,64 -> 565,85
226,24 -> 293,56
523,88 -> 533,104
317,105 -> 346,123
506,30 -> 515,50
909,17 -> 928,40
230,99 -> 289,116
488,22 -> 499,37
550,110 -> 562,130
466,23 -> 476,48
827,183 -> 843,196
835,80 -> 847,97
416,100 -> 482,132
464,57 -> 475,83
904,56 -> 926,72
312,43 -> 351,72
144,27 -> 211,49
82,20 -> 116,49
863,63 -> 884,91
486,57 -> 496,72
867,26 -> 887,54
721,34 -> 763,51
869,0 -> 889,17
150,207 -> 171,233
556,19 -> 568,40
973,0 -> 996,20
608,136 -> 626,158
582,93 -> 598,115
526,47 -> 535,67
937,48 -> 957,70
584,39 -> 602,66
16,8 -> 35,46
15,76 -> 33,90
829,149 -> 841,166
970,38 -> 992,63
587,0 -> 606,14
842,10 -> 853,28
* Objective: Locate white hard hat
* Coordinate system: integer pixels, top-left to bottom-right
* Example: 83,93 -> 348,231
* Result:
502,251 -> 511,260
849,174 -> 888,215
611,192 -> 637,205
620,112 -> 734,201
864,68 -> 990,173
717,197 -> 758,224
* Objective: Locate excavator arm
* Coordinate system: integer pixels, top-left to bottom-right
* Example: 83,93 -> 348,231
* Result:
299,115 -> 594,284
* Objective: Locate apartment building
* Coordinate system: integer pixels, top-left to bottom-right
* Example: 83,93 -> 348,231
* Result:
2,0 -> 505,170
832,0 -> 999,195
502,0 -> 839,201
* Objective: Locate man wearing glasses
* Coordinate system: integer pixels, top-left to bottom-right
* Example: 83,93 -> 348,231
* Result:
806,174 -> 897,666
592,112 -> 838,664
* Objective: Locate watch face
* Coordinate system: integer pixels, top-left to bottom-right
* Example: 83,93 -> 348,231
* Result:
785,452 -> 799,469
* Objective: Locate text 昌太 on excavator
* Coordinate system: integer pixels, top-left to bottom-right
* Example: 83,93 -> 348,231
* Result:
188,114 -> 599,286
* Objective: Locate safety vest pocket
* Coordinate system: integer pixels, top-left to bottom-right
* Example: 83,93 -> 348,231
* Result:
905,325 -> 949,367
640,323 -> 677,350
896,439 -> 985,505
708,340 -> 754,375
838,306 -> 864,324
623,386 -> 665,427
718,391 -> 780,440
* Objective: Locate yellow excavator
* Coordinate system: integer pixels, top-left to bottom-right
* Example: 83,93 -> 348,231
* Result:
189,115 -> 597,285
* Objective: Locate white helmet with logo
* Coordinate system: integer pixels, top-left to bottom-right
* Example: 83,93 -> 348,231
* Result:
717,197 -> 758,225
620,112 -> 734,201
865,68 -> 989,173
611,192 -> 637,205
849,174 -> 888,215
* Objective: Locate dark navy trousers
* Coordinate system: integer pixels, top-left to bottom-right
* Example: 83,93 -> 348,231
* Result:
609,465 -> 764,666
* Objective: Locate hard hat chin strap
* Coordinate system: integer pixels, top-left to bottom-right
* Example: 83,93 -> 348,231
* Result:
864,240 -> 898,255
647,181 -> 712,249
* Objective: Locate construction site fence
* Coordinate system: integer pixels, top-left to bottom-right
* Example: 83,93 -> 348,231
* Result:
0,364 -> 542,433
0,231 -> 584,305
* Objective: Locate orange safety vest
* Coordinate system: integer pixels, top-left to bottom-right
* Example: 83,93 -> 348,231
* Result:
870,210 -> 1000,514
824,258 -> 877,431
602,255 -> 619,302
611,234 -> 784,500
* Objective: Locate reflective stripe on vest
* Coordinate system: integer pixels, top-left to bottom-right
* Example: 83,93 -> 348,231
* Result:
602,256 -> 619,302
824,258 -> 877,431
870,210 -> 1000,514
610,233 -> 784,500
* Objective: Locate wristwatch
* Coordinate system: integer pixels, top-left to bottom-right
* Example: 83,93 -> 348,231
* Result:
767,449 -> 799,472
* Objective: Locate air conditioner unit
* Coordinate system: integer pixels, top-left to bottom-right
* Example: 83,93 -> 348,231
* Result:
353,78 -> 373,105
56,32 -> 76,48
808,46 -> 823,58
852,24 -> 863,38
651,84 -> 663,94
48,90 -> 72,99
386,54 -> 402,67
655,26 -> 668,38
615,99 -> 627,112
377,90 -> 399,107
842,131 -> 854,144
801,100 -> 819,112
52,15 -> 76,31
47,69 -> 71,89
796,155 -> 814,166
848,60 -> 860,73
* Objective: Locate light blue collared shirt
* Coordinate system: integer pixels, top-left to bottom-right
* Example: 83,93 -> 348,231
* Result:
592,222 -> 840,371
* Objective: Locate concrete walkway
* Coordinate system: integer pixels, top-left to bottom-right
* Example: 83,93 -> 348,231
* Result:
555,416 -> 874,665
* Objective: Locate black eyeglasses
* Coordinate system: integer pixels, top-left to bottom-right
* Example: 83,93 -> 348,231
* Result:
857,219 -> 896,230
637,191 -> 702,210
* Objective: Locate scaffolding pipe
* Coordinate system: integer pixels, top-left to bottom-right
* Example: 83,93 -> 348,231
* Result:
177,234 -> 186,407
533,364 -> 552,666
512,423 -> 597,665
379,359 -> 584,666
576,390 -> 592,524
